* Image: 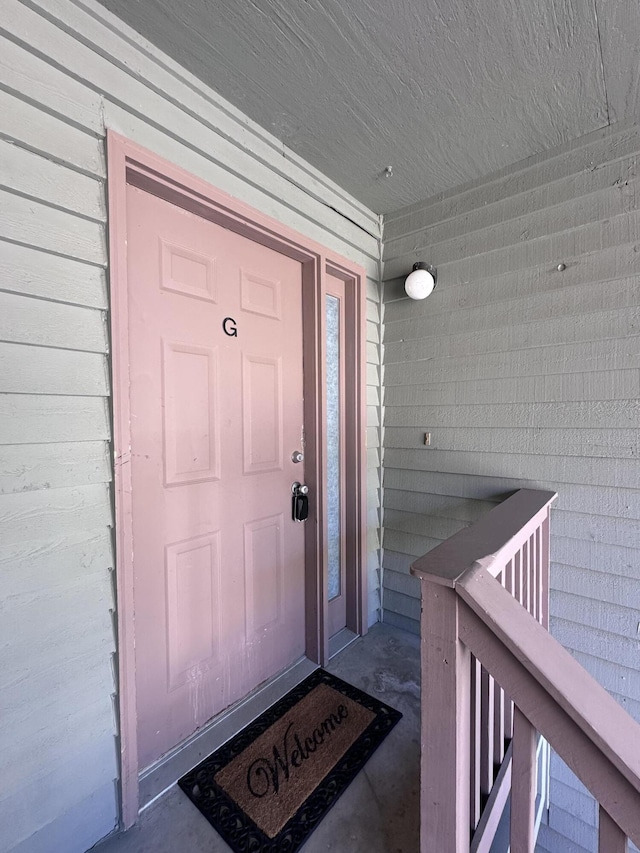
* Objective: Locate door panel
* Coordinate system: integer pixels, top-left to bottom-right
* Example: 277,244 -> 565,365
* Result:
244,513 -> 284,635
242,354 -> 283,473
126,186 -> 306,770
162,340 -> 220,485
165,531 -> 221,690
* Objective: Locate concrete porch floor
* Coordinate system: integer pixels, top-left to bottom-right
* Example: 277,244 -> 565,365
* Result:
93,623 -> 421,853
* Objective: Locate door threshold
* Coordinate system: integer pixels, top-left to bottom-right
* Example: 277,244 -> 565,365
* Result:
138,657 -> 318,811
328,627 -> 359,660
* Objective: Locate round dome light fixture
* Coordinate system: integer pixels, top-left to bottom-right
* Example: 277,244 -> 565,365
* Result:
404,262 -> 437,300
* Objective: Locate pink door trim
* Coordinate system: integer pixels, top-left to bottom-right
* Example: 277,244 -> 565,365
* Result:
106,131 -> 368,828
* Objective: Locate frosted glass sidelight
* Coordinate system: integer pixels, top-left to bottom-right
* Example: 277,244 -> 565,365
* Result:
326,294 -> 341,601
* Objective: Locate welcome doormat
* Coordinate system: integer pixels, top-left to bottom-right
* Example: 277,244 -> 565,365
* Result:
178,668 -> 402,852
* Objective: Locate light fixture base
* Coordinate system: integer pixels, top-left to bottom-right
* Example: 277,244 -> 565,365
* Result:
411,262 -> 437,285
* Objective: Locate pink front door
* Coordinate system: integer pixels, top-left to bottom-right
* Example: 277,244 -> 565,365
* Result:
126,185 -> 306,770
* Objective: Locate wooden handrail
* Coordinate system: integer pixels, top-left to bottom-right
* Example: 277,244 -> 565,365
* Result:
411,488 -> 556,587
458,566 -> 640,795
411,488 -> 640,853
459,566 -> 640,845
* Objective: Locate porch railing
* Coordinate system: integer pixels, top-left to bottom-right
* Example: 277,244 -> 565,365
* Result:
410,488 -> 640,853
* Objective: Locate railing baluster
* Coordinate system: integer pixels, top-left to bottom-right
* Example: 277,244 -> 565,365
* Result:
541,511 -> 550,630
528,533 -> 535,619
599,806 -> 628,853
515,549 -> 523,605
494,682 -> 505,768
494,570 -> 506,767
504,558 -> 513,598
470,655 -> 482,830
510,708 -> 537,853
504,558 -> 515,740
480,666 -> 495,796
533,526 -> 541,622
522,539 -> 528,613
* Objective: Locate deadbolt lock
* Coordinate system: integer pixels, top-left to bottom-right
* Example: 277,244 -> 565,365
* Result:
291,482 -> 309,522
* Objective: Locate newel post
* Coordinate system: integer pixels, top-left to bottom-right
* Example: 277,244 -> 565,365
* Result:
419,579 -> 471,853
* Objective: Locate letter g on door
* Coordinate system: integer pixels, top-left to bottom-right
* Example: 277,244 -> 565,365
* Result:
222,317 -> 238,337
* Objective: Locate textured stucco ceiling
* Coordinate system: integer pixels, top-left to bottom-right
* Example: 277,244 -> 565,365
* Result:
96,0 -> 639,214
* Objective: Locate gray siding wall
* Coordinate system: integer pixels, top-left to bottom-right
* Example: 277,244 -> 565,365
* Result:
381,121 -> 640,853
0,1 -> 382,850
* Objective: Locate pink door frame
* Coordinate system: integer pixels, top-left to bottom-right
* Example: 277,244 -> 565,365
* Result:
106,131 -> 368,827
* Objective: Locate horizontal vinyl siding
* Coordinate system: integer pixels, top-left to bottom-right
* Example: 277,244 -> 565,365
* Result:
380,121 -> 640,852
0,1 -> 382,851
